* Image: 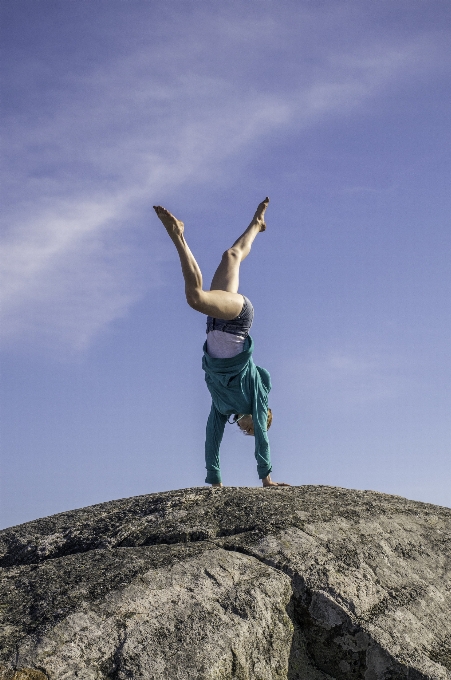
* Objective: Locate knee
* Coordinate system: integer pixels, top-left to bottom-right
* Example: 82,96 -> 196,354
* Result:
222,247 -> 241,262
186,289 -> 203,311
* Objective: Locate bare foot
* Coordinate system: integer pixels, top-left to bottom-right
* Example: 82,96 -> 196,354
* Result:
250,197 -> 269,232
212,483 -> 223,488
262,474 -> 290,488
153,205 -> 185,239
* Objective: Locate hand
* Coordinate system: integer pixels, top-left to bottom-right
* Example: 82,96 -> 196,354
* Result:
262,474 -> 290,487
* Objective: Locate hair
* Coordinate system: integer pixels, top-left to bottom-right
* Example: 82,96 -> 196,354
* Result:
267,407 -> 273,430
234,408 -> 272,433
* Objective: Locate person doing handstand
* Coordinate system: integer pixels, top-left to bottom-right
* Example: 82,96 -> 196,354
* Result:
154,198 -> 289,488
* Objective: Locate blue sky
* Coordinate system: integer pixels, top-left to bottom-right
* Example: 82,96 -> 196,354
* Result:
1,0 -> 450,528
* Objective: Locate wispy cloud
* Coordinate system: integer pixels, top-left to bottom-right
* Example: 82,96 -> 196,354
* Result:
285,346 -> 408,409
0,6 -> 440,351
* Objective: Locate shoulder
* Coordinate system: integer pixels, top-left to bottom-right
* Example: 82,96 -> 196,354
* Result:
256,366 -> 271,392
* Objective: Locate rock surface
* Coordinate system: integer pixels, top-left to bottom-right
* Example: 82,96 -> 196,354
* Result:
0,485 -> 450,679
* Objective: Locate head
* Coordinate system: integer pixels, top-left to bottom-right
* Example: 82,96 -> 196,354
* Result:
235,408 -> 272,436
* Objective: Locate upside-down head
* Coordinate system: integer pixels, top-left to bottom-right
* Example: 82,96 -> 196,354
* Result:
234,408 -> 272,436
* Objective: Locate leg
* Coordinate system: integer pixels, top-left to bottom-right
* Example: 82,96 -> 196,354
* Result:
210,197 -> 269,293
154,205 -> 243,319
154,198 -> 269,320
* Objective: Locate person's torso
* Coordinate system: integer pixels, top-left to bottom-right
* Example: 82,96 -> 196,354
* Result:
202,335 -> 270,416
206,330 -> 246,358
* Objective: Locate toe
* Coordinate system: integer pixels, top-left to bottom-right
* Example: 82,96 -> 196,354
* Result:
154,206 -> 171,217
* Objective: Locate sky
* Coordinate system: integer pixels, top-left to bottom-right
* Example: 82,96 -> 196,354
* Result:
1,0 -> 450,529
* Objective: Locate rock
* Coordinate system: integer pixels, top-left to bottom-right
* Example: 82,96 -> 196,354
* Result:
0,485 -> 450,679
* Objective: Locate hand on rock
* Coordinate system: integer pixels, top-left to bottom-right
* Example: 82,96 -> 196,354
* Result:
262,475 -> 290,488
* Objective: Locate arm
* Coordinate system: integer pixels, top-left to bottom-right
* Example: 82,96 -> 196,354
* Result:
252,381 -> 272,481
205,403 -> 227,485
